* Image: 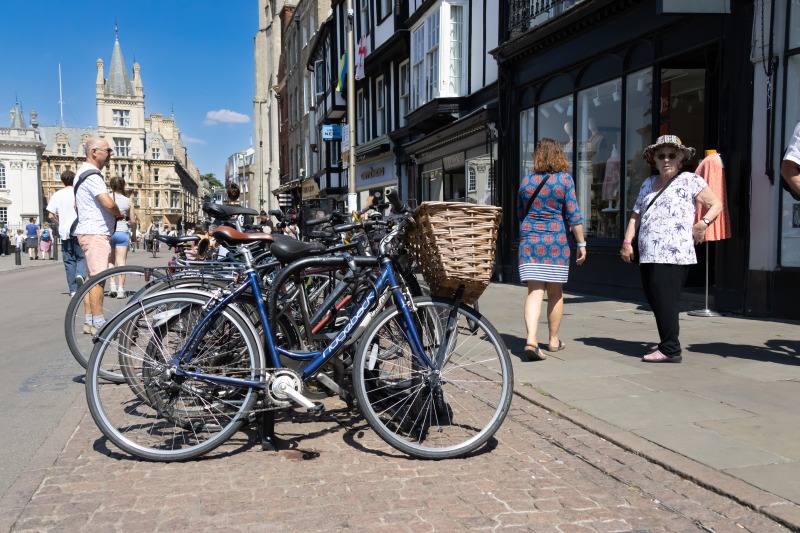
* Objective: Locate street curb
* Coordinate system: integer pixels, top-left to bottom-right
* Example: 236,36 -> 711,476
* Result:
0,391 -> 88,533
512,383 -> 800,532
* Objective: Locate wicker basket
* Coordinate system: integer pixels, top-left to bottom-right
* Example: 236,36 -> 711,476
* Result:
406,202 -> 502,304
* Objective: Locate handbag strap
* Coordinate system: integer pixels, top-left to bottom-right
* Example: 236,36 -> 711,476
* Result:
522,174 -> 552,219
643,173 -> 679,214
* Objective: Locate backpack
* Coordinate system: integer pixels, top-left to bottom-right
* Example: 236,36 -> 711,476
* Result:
41,228 -> 51,241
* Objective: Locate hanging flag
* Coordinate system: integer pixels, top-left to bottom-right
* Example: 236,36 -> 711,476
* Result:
355,36 -> 366,81
336,53 -> 347,93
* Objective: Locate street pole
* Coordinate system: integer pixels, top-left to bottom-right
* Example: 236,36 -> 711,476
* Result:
346,0 -> 358,213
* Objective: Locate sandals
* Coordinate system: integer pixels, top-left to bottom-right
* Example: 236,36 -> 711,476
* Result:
545,340 -> 566,352
523,344 -> 546,361
642,349 -> 682,363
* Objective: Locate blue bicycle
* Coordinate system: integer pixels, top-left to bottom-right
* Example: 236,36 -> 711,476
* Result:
85,194 -> 513,461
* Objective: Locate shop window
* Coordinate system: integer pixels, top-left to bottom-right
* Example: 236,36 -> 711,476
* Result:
535,95 -> 574,174
577,79 -> 622,239
791,2 -> 800,49
399,61 -> 410,126
625,67 -> 654,225
780,54 -> 800,267
376,76 -> 386,136
519,107 -> 536,178
357,90 -> 366,144
466,153 -> 495,205
421,169 -> 443,202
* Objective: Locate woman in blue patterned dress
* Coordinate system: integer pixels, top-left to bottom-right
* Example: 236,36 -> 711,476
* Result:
518,138 -> 586,361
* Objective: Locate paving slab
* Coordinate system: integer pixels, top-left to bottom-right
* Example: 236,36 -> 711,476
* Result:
726,462 -> 800,506
633,423 -> 790,470
568,389 -> 752,431
699,413 -> 800,461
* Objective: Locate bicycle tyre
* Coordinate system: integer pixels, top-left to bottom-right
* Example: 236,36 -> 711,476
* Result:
352,297 -> 513,459
86,289 -> 263,461
65,266 -> 164,380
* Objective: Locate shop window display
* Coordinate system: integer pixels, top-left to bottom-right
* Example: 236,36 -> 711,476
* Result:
625,68 -> 654,225
577,80 -> 621,238
781,54 -> 800,267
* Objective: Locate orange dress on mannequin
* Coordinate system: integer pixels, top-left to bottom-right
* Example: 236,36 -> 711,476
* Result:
694,152 -> 731,241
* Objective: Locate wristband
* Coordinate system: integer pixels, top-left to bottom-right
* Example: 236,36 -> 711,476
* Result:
576,242 -> 587,248
622,241 -> 632,245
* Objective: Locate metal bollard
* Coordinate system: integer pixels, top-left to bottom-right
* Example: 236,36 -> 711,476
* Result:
53,239 -> 59,261
14,246 -> 21,265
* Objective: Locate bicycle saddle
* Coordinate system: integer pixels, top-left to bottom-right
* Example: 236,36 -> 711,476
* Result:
155,234 -> 200,247
212,226 -> 275,247
203,202 -> 259,219
268,234 -> 327,263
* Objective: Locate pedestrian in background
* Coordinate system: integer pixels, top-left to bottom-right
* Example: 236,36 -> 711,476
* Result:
0,224 -> 9,256
780,120 -> 800,199
46,169 -> 87,296
108,176 -> 135,298
25,217 -> 39,260
39,222 -> 53,260
517,138 -> 586,361
620,135 -> 722,363
15,229 -> 24,255
74,137 -> 123,334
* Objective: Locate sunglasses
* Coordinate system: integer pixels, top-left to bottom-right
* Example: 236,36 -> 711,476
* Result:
94,148 -> 114,154
656,152 -> 678,161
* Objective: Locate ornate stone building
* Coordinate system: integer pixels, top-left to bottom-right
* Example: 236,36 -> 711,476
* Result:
0,104 -> 44,231
39,33 -> 201,231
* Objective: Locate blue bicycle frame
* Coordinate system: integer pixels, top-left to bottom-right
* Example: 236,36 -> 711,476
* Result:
171,253 -> 433,391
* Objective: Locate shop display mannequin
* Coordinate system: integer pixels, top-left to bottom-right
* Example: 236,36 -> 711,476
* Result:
602,144 -> 620,211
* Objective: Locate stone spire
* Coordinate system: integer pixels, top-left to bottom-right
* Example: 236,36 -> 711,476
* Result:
10,101 -> 27,129
105,32 -> 133,96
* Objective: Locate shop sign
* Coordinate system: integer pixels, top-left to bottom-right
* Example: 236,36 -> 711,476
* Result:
356,157 -> 395,189
443,152 -> 465,170
322,125 -> 342,140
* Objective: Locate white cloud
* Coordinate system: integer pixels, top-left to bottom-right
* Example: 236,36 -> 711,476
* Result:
182,135 -> 206,145
204,109 -> 250,125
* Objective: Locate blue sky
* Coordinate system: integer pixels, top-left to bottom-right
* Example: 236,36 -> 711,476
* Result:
0,1 -> 256,180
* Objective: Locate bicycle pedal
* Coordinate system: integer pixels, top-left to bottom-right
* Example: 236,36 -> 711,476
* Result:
307,401 -> 325,415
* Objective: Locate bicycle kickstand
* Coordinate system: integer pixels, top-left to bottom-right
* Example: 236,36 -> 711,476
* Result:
257,410 -> 278,452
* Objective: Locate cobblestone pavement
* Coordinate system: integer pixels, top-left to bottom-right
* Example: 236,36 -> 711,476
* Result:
5,389 -> 790,533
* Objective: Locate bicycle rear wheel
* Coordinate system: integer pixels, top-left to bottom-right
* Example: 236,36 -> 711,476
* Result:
352,297 -> 513,459
86,290 -> 263,461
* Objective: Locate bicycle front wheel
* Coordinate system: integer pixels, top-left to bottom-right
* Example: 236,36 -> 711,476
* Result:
65,266 -> 163,379
86,290 -> 263,461
352,297 -> 513,459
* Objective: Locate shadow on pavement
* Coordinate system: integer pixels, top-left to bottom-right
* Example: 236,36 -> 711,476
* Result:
686,340 -> 800,365
574,336 -> 655,357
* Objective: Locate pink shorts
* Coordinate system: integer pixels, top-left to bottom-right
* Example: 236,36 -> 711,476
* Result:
39,240 -> 52,252
78,234 -> 111,277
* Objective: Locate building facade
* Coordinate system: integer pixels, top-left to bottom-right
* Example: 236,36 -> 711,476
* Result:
0,105 -> 44,231
39,34 -> 201,233
254,0 -> 287,213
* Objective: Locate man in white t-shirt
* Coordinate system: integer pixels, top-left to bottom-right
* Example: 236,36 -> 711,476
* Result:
781,121 -> 800,198
46,169 -> 88,296
74,137 -> 123,334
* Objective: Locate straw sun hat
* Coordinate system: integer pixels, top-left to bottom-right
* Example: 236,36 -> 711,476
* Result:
642,134 -> 696,165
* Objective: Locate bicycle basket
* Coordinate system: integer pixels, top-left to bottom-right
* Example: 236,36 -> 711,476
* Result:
405,202 -> 502,305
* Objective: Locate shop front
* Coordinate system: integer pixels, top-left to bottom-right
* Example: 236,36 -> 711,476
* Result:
406,107 -> 498,208
494,0 -> 754,310
355,149 -> 397,207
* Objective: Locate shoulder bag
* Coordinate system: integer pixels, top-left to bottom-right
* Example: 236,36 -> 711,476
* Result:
520,174 -> 552,222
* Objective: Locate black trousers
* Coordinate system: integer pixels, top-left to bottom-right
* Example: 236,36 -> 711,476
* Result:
640,263 -> 689,358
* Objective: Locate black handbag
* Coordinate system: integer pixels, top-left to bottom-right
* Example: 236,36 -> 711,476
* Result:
632,174 -> 679,264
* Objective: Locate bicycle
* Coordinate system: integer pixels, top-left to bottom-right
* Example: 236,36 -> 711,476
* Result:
85,191 -> 513,461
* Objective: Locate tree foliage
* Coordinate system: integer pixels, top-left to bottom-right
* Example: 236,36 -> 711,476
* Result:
201,172 -> 223,188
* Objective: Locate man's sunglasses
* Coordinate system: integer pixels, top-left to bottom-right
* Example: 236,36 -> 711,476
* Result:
656,152 -> 678,160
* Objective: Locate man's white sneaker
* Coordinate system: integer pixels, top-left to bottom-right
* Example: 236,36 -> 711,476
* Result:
69,292 -> 76,297
76,275 -> 85,288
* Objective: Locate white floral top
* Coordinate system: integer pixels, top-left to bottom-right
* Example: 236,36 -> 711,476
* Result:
634,172 -> 707,265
